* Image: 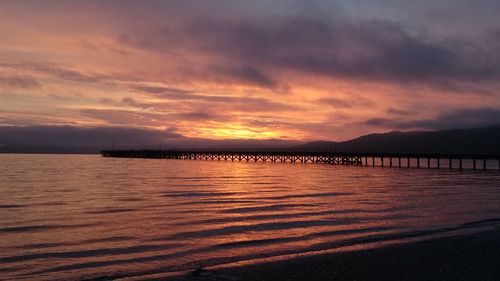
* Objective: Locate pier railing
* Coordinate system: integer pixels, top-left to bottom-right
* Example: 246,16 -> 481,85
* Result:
101,150 -> 500,170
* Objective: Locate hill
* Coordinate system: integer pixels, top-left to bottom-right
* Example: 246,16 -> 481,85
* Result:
292,125 -> 500,154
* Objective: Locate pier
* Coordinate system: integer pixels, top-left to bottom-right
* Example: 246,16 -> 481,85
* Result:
101,150 -> 500,170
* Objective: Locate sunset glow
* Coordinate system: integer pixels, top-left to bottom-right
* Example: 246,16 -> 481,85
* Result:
1,0 -> 500,146
198,124 -> 289,140
2,2 -> 500,280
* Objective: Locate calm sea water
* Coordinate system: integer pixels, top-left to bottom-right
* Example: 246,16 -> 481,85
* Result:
1,154 -> 500,280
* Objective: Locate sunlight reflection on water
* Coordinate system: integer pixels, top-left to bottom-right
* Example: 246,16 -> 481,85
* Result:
1,154 -> 500,280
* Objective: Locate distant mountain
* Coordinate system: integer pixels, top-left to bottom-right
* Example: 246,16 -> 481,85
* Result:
2,125 -> 500,154
292,125 -> 500,154
0,125 -> 305,153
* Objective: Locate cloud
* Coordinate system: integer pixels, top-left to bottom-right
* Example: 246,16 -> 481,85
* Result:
0,125 -> 183,149
130,85 -> 191,96
131,85 -> 299,112
317,97 -> 353,109
366,108 -> 500,130
0,125 -> 301,152
98,97 -> 166,110
174,110 -> 222,121
81,107 -> 228,125
422,80 -> 496,96
122,16 -> 500,87
246,118 -> 350,140
0,75 -> 41,89
2,1 -> 500,142
387,108 -> 412,115
80,109 -> 171,126
207,65 -> 277,88
121,97 -> 142,107
1,62 -> 108,83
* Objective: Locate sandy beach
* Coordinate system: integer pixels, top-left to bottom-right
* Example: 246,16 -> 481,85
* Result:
167,227 -> 500,281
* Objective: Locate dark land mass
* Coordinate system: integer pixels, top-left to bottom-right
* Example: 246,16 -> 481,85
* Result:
168,227 -> 500,281
293,125 -> 500,154
0,125 -> 302,154
1,124 -> 500,154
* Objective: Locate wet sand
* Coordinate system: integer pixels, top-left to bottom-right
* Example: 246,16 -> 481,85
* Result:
168,227 -> 500,281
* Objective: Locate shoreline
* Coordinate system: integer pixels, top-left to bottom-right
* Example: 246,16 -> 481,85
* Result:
161,226 -> 500,281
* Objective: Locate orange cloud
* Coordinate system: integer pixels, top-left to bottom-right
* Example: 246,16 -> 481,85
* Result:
1,1 -> 500,142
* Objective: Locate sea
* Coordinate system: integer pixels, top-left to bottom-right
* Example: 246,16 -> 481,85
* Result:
1,154 -> 500,280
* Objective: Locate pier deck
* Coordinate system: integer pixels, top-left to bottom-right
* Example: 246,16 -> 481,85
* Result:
101,150 -> 500,170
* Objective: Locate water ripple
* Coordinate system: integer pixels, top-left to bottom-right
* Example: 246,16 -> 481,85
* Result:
0,223 -> 99,234
2,155 -> 500,281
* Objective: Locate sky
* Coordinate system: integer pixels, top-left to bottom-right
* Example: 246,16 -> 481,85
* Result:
1,0 -> 500,149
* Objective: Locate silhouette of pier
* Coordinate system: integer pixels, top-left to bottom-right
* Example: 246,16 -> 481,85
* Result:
101,150 -> 500,170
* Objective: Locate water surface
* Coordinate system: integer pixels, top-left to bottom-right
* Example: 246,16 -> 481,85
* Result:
1,154 -> 500,280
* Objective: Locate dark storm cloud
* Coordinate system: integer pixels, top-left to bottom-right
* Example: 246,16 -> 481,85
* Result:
366,108 -> 500,130
122,16 -> 500,86
429,81 -> 496,96
206,18 -> 499,81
